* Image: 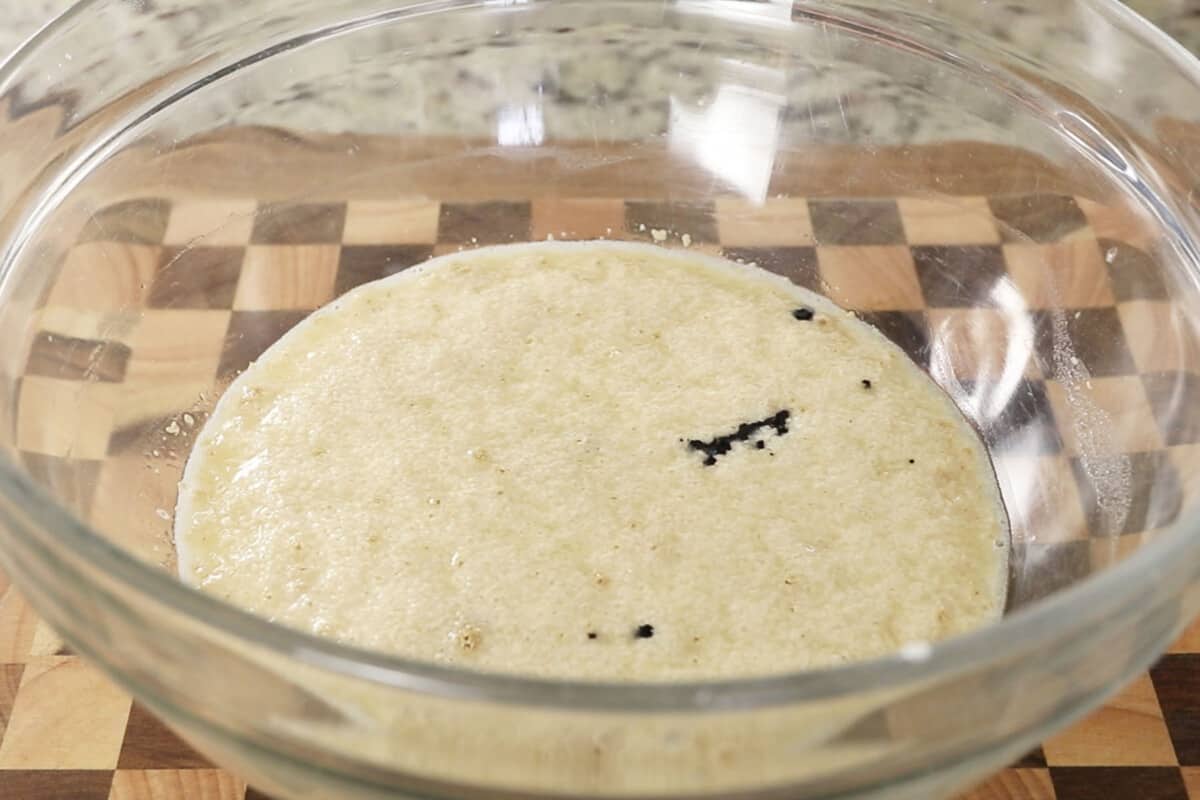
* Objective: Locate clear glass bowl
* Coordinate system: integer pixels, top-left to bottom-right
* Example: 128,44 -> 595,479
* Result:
2,1 -> 1200,797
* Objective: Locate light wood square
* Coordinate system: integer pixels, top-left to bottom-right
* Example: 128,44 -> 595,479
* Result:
121,310 -> 230,386
994,455 -> 1088,546
106,378 -> 215,437
1184,767 -> 1200,800
531,198 -> 626,241
1172,612 -> 1200,654
109,769 -> 246,800
1077,197 -> 1158,252
162,199 -> 257,246
1169,444 -> 1200,525
48,242 -> 160,311
1044,376 -> 1163,457
818,246 -> 923,311
16,376 -> 116,459
1118,300 -> 1200,373
0,656 -> 131,768
958,768 -> 1055,800
90,452 -> 182,570
928,308 -> 1040,382
897,197 -> 1000,246
0,574 -> 37,662
1089,529 -> 1164,571
32,307 -> 129,342
715,197 -> 814,246
343,199 -> 440,245
233,245 -> 339,311
1004,239 -> 1114,309
1042,674 -> 1177,765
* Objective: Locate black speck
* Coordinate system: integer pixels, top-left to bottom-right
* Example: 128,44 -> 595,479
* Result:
792,307 -> 814,321
635,624 -> 655,639
755,440 -> 765,449
587,631 -> 598,640
687,409 -> 790,466
861,379 -> 872,389
908,458 -> 916,464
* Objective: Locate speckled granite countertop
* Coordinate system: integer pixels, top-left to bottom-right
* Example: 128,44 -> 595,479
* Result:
4,0 -> 1200,144
6,0 -> 1199,58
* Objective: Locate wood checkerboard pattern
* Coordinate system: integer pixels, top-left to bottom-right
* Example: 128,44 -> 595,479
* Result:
2,192 -> 1200,799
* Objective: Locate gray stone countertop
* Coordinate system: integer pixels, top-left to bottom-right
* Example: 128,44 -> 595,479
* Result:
4,0 -> 1200,142
6,1 -> 1200,58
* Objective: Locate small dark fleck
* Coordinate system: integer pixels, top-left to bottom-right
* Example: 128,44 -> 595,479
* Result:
908,458 -> 915,464
587,631 -> 598,640
792,307 -> 814,321
861,379 -> 872,389
687,409 -> 789,466
755,440 -> 765,449
635,624 -> 655,639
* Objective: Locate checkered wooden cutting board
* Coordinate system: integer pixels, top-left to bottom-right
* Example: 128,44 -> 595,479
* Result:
2,190 -> 1200,799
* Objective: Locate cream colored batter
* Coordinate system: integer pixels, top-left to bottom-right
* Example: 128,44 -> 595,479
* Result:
175,242 -> 1007,680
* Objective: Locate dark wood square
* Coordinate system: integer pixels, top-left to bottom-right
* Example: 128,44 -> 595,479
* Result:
77,198 -> 170,245
808,199 -> 905,246
24,332 -> 130,383
1008,540 -> 1092,607
624,201 -> 719,243
857,310 -> 930,367
1050,767 -> 1188,800
438,201 -> 532,245
149,246 -> 245,309
245,788 -> 278,800
1142,372 -> 1200,446
721,246 -> 821,291
1014,747 -> 1048,768
988,194 -> 1088,243
336,245 -> 433,296
911,245 -> 1008,308
1070,450 -> 1182,536
1151,654 -> 1200,766
1032,308 -> 1137,379
218,311 -> 310,380
0,771 -> 114,800
250,203 -> 347,244
1100,239 -> 1169,302
117,703 -> 213,769
959,378 -> 1062,456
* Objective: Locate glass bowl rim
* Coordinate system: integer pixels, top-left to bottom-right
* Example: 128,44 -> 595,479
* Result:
0,0 -> 1198,713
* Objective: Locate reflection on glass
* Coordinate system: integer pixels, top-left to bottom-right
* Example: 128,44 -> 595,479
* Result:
496,103 -> 545,147
669,68 -> 784,201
